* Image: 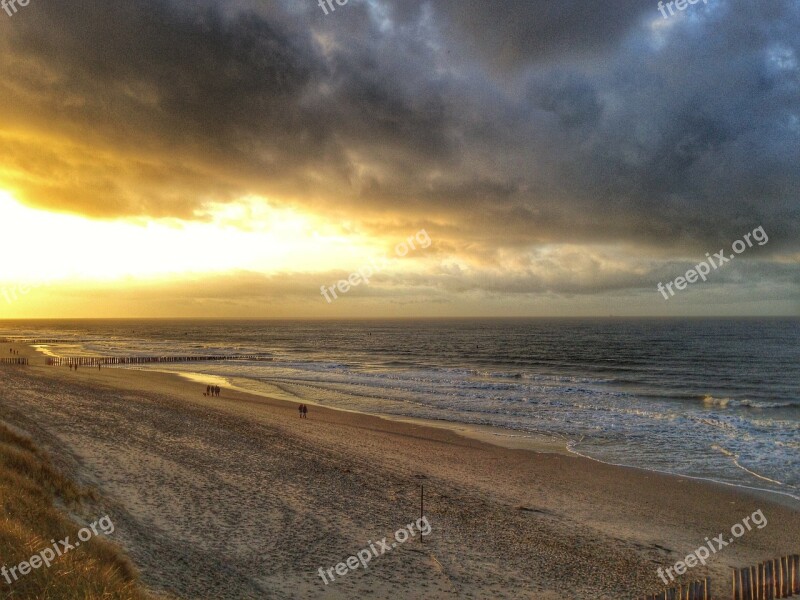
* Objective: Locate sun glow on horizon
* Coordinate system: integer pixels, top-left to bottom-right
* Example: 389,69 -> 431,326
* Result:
0,191 -> 386,285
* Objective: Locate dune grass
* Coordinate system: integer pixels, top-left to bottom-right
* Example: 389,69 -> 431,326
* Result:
0,421 -> 156,599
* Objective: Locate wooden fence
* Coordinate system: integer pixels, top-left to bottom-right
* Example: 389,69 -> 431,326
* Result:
0,358 -> 28,365
45,355 -> 272,367
641,555 -> 799,600
732,555 -> 800,599
641,578 -> 711,600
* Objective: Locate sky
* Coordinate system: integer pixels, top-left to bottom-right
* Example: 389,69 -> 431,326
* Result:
0,0 -> 797,318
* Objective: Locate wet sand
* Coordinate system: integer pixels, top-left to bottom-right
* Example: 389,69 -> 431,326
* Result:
0,342 -> 797,599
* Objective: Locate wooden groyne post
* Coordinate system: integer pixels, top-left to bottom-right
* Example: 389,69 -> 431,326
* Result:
0,358 -> 28,365
0,338 -> 77,344
45,354 -> 272,367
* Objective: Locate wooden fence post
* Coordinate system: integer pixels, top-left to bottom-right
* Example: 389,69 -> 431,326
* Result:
782,555 -> 789,597
793,555 -> 800,595
774,557 -> 779,599
744,567 -> 751,600
768,559 -> 774,600
734,567 -> 739,600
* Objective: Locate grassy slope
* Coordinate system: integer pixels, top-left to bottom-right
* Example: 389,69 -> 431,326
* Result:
0,422 -> 155,599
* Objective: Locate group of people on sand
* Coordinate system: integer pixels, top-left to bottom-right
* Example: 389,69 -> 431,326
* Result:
8,349 -> 19,355
205,385 -> 221,397
298,404 -> 308,418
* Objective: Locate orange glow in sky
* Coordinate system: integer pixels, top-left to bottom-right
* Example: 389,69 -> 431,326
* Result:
0,191 -> 387,285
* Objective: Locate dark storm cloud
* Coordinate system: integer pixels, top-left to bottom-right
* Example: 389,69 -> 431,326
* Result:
426,0 -> 800,254
0,0 -> 797,308
0,0 -> 456,216
429,0 -> 654,68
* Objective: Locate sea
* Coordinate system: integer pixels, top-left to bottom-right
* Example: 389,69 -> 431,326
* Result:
1,318 -> 797,501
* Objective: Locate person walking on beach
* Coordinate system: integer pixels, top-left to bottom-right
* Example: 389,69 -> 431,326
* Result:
206,385 -> 211,397
215,385 -> 220,397
301,404 -> 308,419
298,404 -> 304,418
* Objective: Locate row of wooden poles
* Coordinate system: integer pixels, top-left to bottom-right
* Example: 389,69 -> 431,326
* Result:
0,338 -> 76,344
641,555 -> 799,600
733,555 -> 800,600
0,358 -> 28,365
45,355 -> 272,366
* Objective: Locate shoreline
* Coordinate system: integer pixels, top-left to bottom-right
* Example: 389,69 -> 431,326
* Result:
15,340 -> 800,509
134,366 -> 575,454
1,341 -> 798,598
18,333 -> 799,502
112,363 -> 800,510
16,338 -> 800,507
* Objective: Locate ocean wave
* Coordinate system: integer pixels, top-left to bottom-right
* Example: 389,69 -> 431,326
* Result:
702,395 -> 794,409
711,445 -> 789,487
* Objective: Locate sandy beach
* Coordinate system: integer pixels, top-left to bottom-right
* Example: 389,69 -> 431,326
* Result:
3,1 -> 798,596
0,342 -> 797,599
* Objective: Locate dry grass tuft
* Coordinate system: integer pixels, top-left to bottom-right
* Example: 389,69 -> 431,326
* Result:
0,421 -> 160,599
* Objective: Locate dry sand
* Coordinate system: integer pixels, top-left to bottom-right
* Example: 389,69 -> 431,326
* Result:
0,342 -> 797,599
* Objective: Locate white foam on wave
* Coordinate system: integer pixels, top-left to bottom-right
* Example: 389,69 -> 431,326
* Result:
568,439 -> 800,504
29,331 -> 800,497
711,445 -> 788,486
703,395 -> 794,409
